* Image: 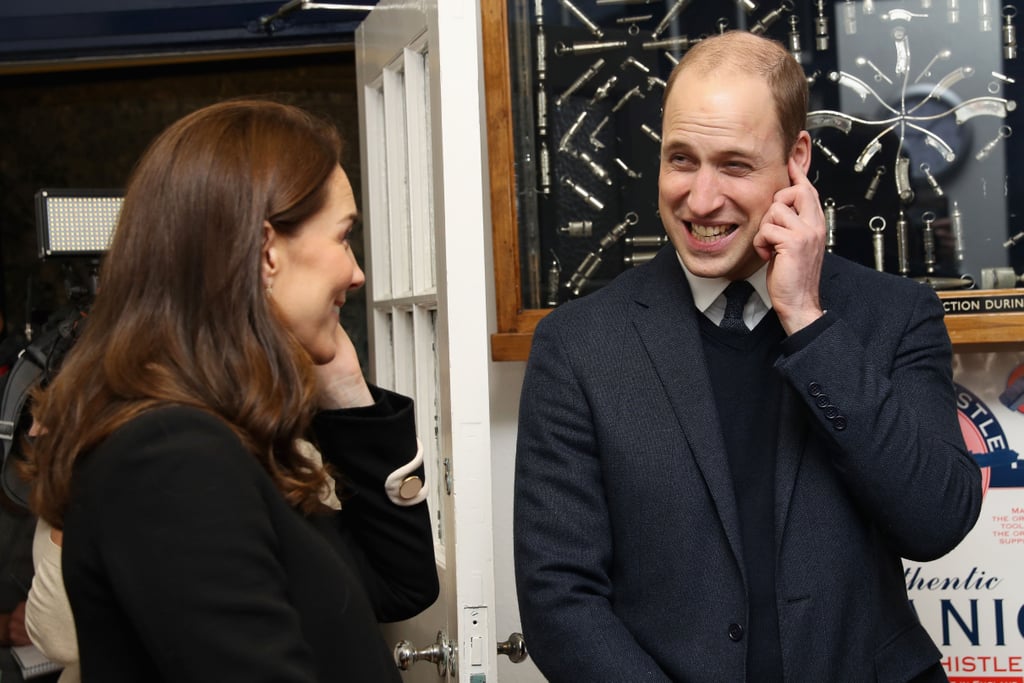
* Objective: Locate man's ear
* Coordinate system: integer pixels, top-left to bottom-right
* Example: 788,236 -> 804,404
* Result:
790,130 -> 812,175
261,221 -> 278,287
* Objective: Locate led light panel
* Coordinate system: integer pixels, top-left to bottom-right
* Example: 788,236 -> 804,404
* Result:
35,189 -> 123,257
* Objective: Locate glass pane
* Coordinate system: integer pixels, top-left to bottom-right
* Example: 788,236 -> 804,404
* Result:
392,306 -> 415,396
827,0 -> 1010,281
405,45 -> 437,295
372,308 -> 396,390
363,82 -> 393,300
383,65 -> 414,297
414,304 -> 444,550
506,0 -> 1023,307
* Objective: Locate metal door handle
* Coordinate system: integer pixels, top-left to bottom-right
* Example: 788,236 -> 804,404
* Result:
394,630 -> 527,673
497,632 -> 528,663
393,630 -> 455,676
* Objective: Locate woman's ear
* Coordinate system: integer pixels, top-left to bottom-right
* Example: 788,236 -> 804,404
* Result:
261,221 -> 278,290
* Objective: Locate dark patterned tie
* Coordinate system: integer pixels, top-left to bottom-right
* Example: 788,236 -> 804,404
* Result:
720,280 -> 754,334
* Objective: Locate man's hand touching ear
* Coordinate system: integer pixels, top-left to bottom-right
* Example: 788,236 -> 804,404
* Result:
753,156 -> 826,335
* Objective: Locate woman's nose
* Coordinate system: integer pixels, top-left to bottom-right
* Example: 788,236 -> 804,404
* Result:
350,259 -> 366,289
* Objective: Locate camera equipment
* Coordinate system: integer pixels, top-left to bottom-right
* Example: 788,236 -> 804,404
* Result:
0,189 -> 120,509
35,189 -> 120,258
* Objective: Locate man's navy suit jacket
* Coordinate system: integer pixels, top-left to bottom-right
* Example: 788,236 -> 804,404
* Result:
514,247 -> 982,682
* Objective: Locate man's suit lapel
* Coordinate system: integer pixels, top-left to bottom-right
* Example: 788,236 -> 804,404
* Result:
630,249 -> 745,569
773,387 -> 806,547
773,258 -> 845,550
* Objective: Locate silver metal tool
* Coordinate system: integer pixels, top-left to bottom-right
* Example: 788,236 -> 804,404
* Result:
975,125 -> 1012,161
652,0 -> 696,39
870,216 -> 886,272
920,163 -> 944,197
559,0 -> 603,37
555,59 -> 605,108
561,176 -> 605,211
815,0 -> 830,50
865,165 -> 886,200
951,201 -> 965,263
896,209 -> 910,276
1004,5 -> 1019,59
824,198 -> 837,253
922,211 -> 938,274
750,1 -> 794,35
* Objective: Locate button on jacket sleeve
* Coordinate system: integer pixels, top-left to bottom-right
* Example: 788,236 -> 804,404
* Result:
513,249 -> 982,683
775,272 -> 982,561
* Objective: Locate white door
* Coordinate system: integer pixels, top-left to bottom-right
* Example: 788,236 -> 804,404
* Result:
355,2 -> 524,680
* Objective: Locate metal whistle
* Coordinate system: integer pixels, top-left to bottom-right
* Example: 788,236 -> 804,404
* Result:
915,275 -> 975,290
788,15 -> 802,62
559,220 -> 594,237
558,0 -> 604,38
545,251 -> 562,307
920,163 -> 944,197
598,212 -> 640,251
896,209 -> 910,276
1005,5 -> 1019,59
815,0 -> 830,50
824,198 -> 837,253
843,0 -> 857,34
951,201 -> 965,263
554,40 -> 628,57
980,0 -> 995,31
555,59 -> 605,108
870,216 -> 886,272
922,211 -> 938,274
865,165 -> 886,200
750,1 -> 794,36
614,157 -> 643,179
561,176 -> 605,211
570,149 -> 614,186
813,138 -> 840,164
651,0 -> 696,39
976,125 -> 1012,160
566,252 -> 604,296
642,35 -> 701,51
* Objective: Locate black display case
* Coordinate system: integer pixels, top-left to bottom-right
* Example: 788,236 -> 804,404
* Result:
485,0 -> 1024,359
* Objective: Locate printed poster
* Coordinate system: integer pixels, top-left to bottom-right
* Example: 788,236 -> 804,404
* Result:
906,352 -> 1024,682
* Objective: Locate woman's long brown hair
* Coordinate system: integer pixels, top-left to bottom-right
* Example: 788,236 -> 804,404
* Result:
26,99 -> 343,527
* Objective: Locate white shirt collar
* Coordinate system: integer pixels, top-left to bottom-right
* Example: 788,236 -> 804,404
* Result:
676,251 -> 771,313
675,251 -> 772,329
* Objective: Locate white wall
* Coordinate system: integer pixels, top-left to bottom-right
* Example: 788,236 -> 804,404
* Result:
488,360 -> 535,681
480,95 -> 542,681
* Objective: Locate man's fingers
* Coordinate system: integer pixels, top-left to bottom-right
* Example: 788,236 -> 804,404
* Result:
788,156 -> 806,185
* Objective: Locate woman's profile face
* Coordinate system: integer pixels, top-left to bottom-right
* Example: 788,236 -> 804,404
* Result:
267,166 -> 365,364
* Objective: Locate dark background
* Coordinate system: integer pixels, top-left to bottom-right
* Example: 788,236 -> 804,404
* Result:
0,0 -> 372,366
0,6 -> 374,679
513,1 -> 1023,305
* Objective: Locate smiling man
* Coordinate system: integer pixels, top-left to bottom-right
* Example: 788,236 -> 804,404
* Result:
514,31 -> 982,683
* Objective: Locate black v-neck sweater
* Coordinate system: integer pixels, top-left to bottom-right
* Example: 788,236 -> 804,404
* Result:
700,310 -> 786,682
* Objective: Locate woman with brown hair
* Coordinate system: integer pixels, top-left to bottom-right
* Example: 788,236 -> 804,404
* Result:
23,99 -> 438,681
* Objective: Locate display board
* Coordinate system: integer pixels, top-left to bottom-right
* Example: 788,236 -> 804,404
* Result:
504,0 -> 1022,307
916,351 -> 1024,682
